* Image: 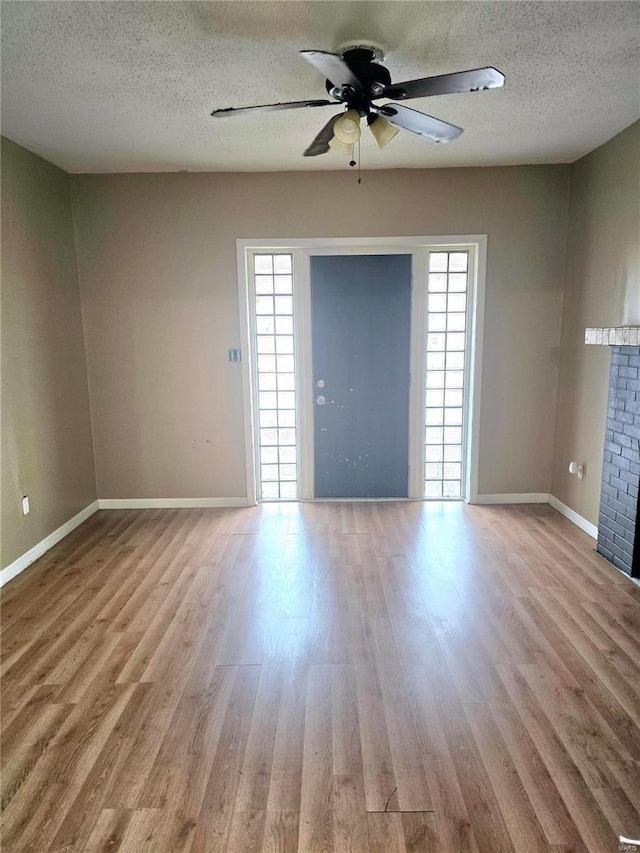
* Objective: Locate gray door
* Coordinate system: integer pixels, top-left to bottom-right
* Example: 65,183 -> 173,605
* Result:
311,254 -> 412,498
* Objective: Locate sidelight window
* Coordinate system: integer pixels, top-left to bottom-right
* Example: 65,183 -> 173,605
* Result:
252,253 -> 298,500
424,251 -> 469,499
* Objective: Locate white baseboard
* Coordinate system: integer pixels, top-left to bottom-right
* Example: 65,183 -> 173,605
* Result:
97,497 -> 249,509
548,494 -> 598,539
0,500 -> 99,588
476,493 -> 550,505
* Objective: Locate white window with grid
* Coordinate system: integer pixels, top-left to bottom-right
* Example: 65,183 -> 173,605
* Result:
251,253 -> 298,500
424,250 -> 469,499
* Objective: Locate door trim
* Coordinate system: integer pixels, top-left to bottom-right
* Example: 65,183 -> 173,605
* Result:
237,236 -> 487,505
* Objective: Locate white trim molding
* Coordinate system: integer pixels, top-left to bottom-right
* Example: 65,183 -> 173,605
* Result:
548,494 -> 598,539
476,493 -> 550,505
97,498 -> 249,509
0,500 -> 99,588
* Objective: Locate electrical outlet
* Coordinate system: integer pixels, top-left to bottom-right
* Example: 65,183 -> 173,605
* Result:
22,495 -> 30,515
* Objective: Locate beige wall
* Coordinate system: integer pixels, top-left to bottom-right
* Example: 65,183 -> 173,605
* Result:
72,165 -> 570,500
1,138 -> 96,569
552,121 -> 640,524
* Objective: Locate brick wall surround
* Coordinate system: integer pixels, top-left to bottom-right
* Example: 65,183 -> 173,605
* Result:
598,345 -> 640,576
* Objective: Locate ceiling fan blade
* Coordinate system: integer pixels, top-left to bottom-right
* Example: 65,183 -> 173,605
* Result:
373,103 -> 463,143
380,67 -> 505,101
303,113 -> 342,157
299,50 -> 362,91
211,99 -> 333,117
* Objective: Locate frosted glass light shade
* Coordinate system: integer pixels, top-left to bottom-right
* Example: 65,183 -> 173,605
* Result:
328,137 -> 354,156
333,110 -> 361,144
369,116 -> 400,149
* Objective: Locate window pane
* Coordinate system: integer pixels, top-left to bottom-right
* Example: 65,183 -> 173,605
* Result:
427,352 -> 445,370
274,255 -> 292,274
275,336 -> 294,354
280,481 -> 297,498
444,427 -> 462,444
448,293 -> 466,312
255,276 -> 273,295
260,428 -> 278,445
256,316 -> 275,334
259,391 -> 277,409
280,464 -> 297,481
425,480 -> 443,498
261,464 -> 279,482
256,296 -> 274,315
275,316 -> 293,335
428,313 -> 446,332
425,427 -> 444,444
425,463 -> 443,479
428,273 -> 447,292
279,446 -> 296,463
446,371 -> 464,388
426,371 -> 444,389
426,389 -> 444,407
255,255 -> 274,274
447,313 -> 466,332
257,336 -> 275,354
259,372 -> 277,390
276,354 -> 294,373
426,408 -> 444,426
426,446 -> 444,462
258,354 -> 276,372
444,389 -> 463,407
429,253 -> 448,272
444,462 -> 461,480
260,410 -> 278,427
449,252 -> 468,272
278,427 -> 296,445
278,391 -> 296,409
449,274 -> 467,292
274,275 -> 293,294
262,482 -> 279,499
278,410 -> 296,427
275,295 -> 293,314
429,293 -> 447,313
443,481 -> 461,498
444,408 -> 462,426
261,446 -> 278,464
427,333 -> 445,351
277,373 -> 295,391
444,444 -> 462,462
446,332 -> 465,351
446,352 -> 465,370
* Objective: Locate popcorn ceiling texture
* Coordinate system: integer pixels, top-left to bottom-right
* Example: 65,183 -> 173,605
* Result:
1,1 -> 638,173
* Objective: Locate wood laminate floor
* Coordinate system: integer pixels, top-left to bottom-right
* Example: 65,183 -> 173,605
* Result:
1,502 -> 640,852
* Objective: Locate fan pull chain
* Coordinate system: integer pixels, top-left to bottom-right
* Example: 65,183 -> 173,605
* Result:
358,139 -> 362,184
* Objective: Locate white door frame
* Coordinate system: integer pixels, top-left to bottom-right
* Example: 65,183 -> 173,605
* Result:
237,236 -> 487,505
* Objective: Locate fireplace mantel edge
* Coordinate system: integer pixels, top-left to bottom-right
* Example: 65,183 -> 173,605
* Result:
585,326 -> 640,346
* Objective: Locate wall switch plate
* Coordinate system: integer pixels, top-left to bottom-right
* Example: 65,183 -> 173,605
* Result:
22,495 -> 30,515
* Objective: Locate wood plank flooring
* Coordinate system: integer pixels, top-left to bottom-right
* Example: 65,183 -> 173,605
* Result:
1,501 -> 639,852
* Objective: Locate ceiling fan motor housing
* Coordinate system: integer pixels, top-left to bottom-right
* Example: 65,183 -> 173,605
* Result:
325,47 -> 392,116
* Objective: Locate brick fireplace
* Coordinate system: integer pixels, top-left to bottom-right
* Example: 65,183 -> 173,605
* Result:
586,328 -> 640,578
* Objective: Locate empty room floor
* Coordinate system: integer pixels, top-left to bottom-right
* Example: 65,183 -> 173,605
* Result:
1,501 -> 639,852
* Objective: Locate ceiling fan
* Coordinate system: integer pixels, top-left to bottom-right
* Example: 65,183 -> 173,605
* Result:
211,44 -> 505,158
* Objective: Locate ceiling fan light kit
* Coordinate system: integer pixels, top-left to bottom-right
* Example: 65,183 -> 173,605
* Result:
211,43 -> 505,160
368,114 -> 400,149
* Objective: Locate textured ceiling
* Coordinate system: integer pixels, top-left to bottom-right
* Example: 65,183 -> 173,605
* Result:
1,1 -> 638,173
